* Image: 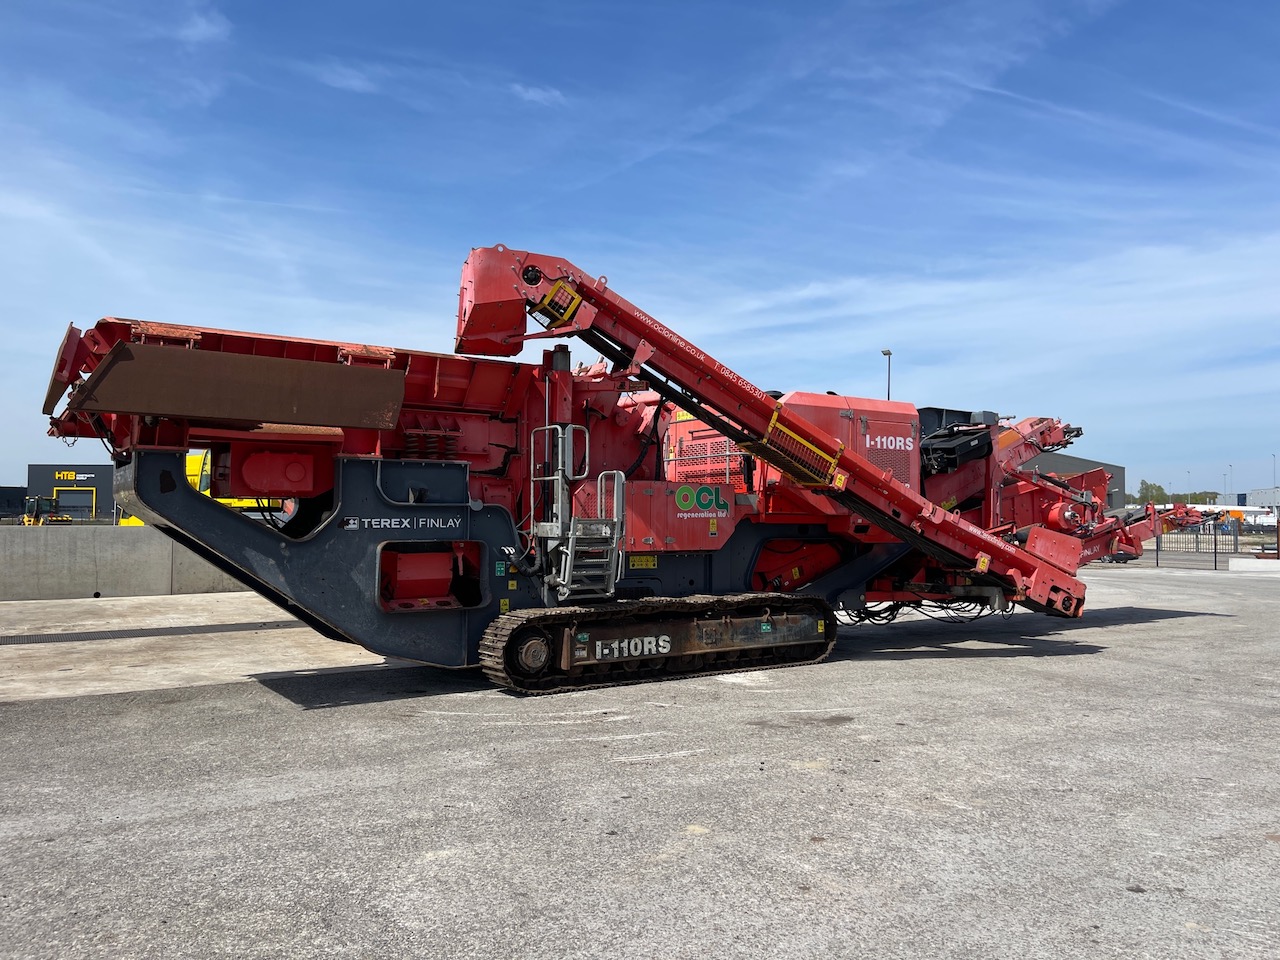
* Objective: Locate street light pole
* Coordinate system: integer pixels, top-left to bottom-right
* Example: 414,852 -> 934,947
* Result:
881,349 -> 892,401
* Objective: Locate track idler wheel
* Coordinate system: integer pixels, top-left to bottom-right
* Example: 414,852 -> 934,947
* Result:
510,628 -> 553,680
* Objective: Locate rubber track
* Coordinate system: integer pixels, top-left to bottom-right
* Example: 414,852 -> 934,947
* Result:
478,593 -> 837,695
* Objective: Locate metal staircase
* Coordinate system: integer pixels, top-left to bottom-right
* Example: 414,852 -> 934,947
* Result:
530,425 -> 626,602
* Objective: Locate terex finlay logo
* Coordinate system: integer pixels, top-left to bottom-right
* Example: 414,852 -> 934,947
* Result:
674,484 -> 729,519
54,470 -> 95,481
341,516 -> 462,530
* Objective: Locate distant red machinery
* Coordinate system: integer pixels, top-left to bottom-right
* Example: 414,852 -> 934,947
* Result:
43,245 -> 1211,691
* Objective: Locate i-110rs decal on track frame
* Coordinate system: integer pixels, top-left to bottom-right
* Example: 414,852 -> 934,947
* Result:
590,635 -> 673,660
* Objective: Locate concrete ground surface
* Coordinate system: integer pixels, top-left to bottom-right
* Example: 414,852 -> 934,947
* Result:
1,566 -> 1277,959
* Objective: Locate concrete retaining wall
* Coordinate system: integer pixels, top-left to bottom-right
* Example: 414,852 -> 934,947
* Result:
0,526 -> 246,601
1228,556 -> 1280,573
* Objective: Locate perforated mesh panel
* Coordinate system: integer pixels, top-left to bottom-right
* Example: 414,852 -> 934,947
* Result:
865,446 -> 914,487
667,435 -> 749,492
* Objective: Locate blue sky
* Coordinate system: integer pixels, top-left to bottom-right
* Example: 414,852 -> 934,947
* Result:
2,0 -> 1278,497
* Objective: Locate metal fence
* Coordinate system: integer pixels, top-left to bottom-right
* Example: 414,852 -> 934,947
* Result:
1154,526 -> 1239,554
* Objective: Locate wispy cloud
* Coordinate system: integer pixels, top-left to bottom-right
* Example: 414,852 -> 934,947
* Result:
510,83 -> 565,107
718,235 -> 1280,348
298,59 -> 382,94
172,4 -> 231,45
540,1 -> 1118,201
960,81 -> 1280,176
171,75 -> 227,108
803,5 -> 1122,190
0,81 -> 183,158
1137,89 -> 1280,142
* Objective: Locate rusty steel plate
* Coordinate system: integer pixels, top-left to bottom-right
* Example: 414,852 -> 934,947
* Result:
66,342 -> 406,429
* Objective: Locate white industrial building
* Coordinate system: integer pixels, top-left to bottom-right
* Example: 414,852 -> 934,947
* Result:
1245,487 -> 1280,526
